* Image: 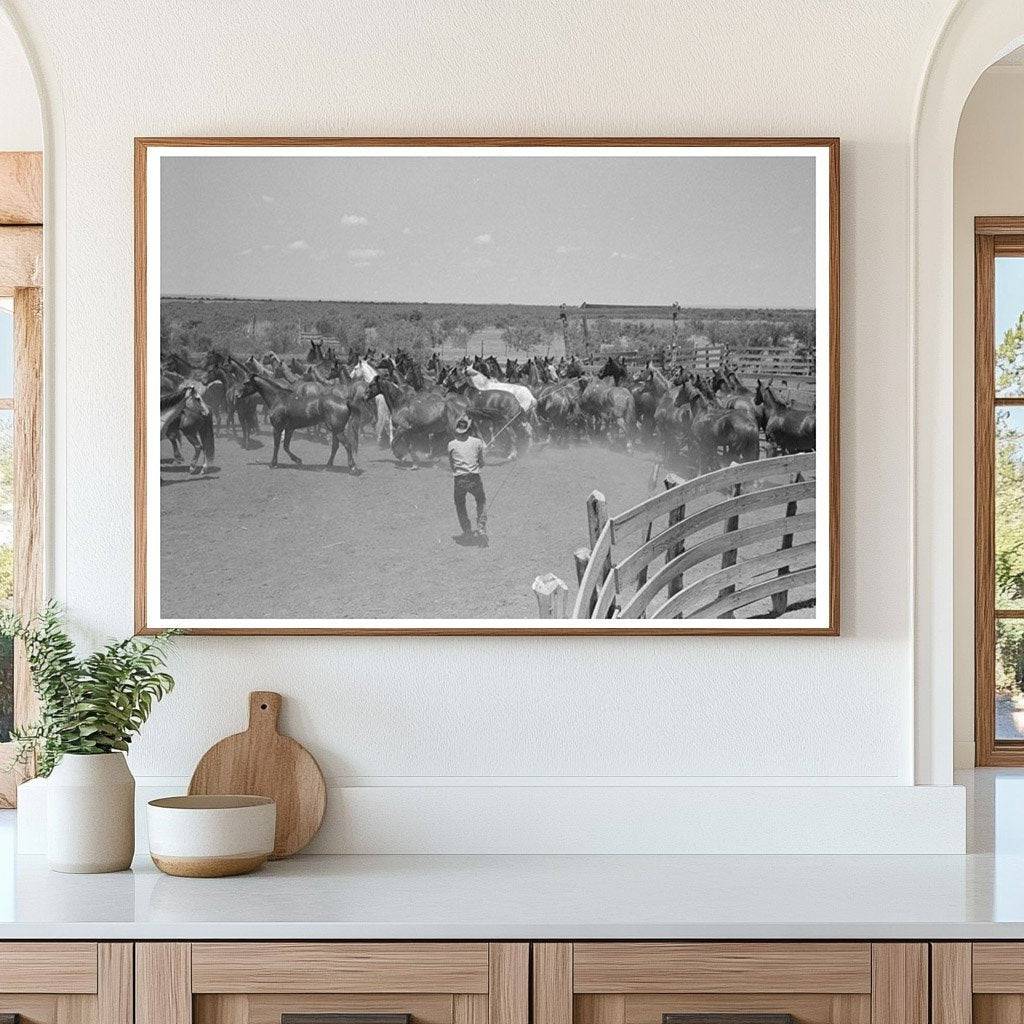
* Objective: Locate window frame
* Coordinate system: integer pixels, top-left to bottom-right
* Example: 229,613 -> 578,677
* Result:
975,217 -> 1024,765
0,151 -> 43,806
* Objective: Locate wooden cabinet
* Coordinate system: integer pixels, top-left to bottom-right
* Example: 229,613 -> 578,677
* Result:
931,943 -> 1024,1024
0,943 -> 132,1024
136,943 -> 528,1024
0,937 -> 951,1024
533,944 -> 928,1024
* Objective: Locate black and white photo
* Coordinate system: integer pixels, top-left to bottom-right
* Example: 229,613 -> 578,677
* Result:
136,139 -> 838,634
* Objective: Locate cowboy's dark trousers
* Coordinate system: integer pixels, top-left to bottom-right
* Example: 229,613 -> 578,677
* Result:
454,473 -> 487,534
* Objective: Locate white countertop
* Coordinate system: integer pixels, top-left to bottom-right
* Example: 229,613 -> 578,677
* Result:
1,769 -> 1021,941
0,849 -> 1022,940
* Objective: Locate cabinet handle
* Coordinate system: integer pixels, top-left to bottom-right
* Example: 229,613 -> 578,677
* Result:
283,1016 -> 411,1024
664,1016 -> 796,1024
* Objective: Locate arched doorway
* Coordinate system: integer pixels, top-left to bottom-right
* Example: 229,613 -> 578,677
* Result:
914,0 -> 1024,785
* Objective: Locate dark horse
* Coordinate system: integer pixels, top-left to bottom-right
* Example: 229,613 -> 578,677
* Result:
365,374 -> 467,465
160,383 -> 215,475
683,379 -> 760,472
240,374 -> 360,471
536,379 -> 582,442
755,382 -> 816,454
598,355 -> 629,386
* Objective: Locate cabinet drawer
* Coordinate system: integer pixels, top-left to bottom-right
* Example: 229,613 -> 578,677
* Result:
0,943 -> 130,1024
0,942 -> 98,993
191,943 -> 490,993
572,943 -> 872,994
534,943 -> 925,1024
139,942 -> 528,1024
973,943 -> 1024,992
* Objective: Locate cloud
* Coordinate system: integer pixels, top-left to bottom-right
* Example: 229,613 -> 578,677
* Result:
261,195 -> 275,204
556,244 -> 580,255
473,233 -> 493,245
237,248 -> 253,257
284,239 -> 309,252
340,213 -> 368,225
610,250 -> 639,261
402,226 -> 414,235
347,248 -> 383,261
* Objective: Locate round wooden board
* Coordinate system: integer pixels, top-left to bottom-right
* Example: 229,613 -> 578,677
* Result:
188,691 -> 326,859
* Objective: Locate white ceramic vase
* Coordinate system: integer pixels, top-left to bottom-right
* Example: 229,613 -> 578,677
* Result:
46,752 -> 135,873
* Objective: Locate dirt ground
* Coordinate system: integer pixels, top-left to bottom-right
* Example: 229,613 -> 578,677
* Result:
159,425 -> 662,620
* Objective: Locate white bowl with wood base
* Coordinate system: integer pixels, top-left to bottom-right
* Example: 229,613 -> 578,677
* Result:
147,795 -> 276,877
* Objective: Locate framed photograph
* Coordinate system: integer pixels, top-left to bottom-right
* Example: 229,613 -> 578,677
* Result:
135,137 -> 839,635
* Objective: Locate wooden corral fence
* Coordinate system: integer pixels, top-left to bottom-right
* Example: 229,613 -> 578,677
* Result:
532,453 -> 816,621
609,344 -> 815,381
691,343 -> 814,379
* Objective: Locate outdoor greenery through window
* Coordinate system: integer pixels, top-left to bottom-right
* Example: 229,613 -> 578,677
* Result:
993,258 -> 1024,739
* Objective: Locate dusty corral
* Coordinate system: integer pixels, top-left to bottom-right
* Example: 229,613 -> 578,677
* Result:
159,420 -> 815,621
159,431 -> 658,620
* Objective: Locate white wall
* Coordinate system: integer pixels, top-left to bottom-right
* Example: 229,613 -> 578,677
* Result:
1,0 -> 972,851
0,9 -> 40,151
952,66 -> 1024,767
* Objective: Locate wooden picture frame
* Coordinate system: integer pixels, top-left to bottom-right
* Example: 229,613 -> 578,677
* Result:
135,137 -> 840,636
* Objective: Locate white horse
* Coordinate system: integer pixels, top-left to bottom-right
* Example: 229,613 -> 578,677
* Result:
464,367 -> 537,413
351,359 -> 393,448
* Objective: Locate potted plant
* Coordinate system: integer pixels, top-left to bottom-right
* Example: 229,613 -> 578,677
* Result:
2,603 -> 177,873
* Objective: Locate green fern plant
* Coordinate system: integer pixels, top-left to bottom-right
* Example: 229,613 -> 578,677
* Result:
0,603 -> 178,777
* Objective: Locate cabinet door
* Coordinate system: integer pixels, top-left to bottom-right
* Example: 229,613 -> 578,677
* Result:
0,943 -> 132,1024
137,943 -> 528,1024
534,944 -> 927,1024
935,943 -> 1024,1024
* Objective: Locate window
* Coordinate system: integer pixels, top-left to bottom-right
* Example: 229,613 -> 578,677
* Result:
976,220 -> 1024,764
0,301 -> 11,745
0,151 -> 42,806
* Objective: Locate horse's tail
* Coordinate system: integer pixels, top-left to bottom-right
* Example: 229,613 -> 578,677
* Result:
199,413 -> 215,461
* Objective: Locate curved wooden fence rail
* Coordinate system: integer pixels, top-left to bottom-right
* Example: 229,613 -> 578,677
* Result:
532,452 -> 817,621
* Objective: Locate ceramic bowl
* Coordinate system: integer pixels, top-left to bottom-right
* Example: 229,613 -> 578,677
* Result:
147,795 -> 276,877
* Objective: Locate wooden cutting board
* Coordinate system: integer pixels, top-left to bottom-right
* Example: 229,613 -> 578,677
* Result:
188,691 -> 326,859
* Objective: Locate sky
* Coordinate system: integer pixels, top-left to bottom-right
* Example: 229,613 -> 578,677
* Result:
997,257 -> 1024,340
160,151 -> 817,308
0,306 -> 12,396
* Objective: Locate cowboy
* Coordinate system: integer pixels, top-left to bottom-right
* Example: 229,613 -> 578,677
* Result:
448,415 -> 487,546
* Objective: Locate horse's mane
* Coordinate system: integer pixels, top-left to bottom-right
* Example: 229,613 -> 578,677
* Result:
160,387 -> 190,410
252,372 -> 290,392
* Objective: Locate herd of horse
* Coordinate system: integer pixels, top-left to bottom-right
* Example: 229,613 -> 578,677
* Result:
158,340 -> 817,478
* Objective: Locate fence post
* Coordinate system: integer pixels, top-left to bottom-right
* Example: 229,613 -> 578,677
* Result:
573,548 -> 591,585
586,490 -> 608,550
664,473 -> 686,604
533,574 -> 569,618
718,481 -> 743,617
585,490 -> 610,617
771,470 -> 802,618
